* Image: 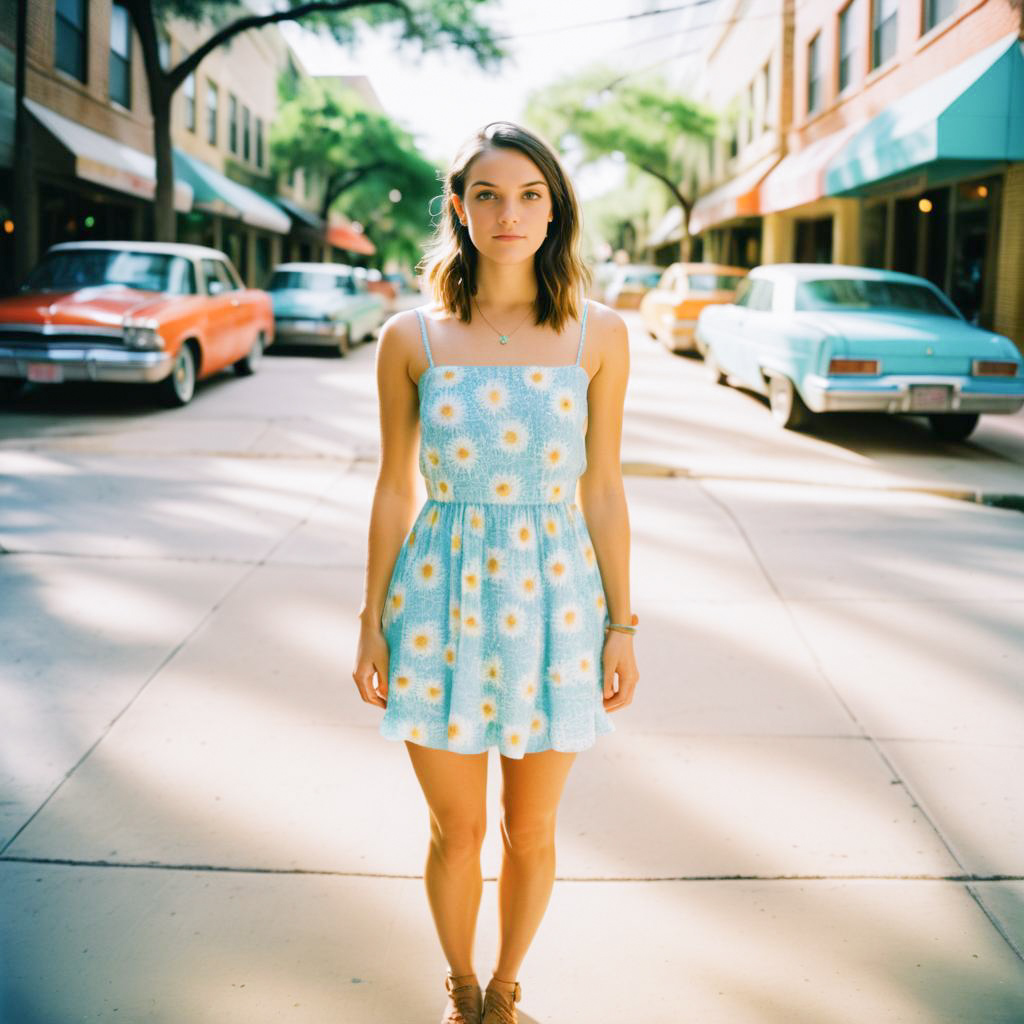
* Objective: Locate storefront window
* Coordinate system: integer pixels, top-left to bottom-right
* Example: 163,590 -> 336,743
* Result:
951,177 -> 998,327
795,216 -> 833,263
862,201 -> 888,267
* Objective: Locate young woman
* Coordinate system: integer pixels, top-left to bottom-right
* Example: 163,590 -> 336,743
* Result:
352,121 -> 639,1024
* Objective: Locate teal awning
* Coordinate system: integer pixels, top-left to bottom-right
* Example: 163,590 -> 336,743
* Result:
825,33 -> 1024,196
173,149 -> 290,234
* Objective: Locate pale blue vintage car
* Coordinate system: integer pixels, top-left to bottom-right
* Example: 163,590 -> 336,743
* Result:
266,262 -> 385,357
695,264 -> 1024,440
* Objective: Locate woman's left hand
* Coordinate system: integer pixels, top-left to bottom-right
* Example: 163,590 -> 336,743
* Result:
602,623 -> 639,712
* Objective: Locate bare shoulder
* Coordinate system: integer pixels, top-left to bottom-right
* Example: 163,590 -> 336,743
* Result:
377,307 -> 427,383
584,299 -> 629,373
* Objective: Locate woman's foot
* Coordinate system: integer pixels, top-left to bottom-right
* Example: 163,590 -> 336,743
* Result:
482,976 -> 522,1024
441,969 -> 482,1024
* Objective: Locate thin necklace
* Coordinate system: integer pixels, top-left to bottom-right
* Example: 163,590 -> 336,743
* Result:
472,296 -> 534,345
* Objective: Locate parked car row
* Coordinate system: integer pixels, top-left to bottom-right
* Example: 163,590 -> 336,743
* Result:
0,241 -> 393,407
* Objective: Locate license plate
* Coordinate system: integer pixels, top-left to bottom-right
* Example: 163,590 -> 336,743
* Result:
27,363 -> 63,383
909,385 -> 951,412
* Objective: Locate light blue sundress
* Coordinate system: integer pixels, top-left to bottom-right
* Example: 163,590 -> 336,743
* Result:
378,300 -> 615,758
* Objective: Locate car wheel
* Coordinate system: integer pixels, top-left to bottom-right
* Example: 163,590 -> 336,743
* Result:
767,373 -> 813,430
156,344 -> 197,407
927,413 -> 979,442
337,325 -> 351,358
705,349 -> 728,385
234,332 -> 264,376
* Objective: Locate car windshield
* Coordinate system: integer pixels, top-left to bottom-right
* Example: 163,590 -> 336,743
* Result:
795,278 -> 957,318
687,273 -> 744,292
268,270 -> 355,293
23,250 -> 197,295
622,269 -> 662,287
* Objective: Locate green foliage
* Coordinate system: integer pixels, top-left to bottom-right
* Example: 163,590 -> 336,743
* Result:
271,78 -> 440,257
526,68 -> 715,207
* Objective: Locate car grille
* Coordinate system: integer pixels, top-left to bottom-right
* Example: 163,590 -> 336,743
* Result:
0,326 -> 124,347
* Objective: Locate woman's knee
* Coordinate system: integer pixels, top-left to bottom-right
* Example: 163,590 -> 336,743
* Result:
499,813 -> 557,857
429,813 -> 487,863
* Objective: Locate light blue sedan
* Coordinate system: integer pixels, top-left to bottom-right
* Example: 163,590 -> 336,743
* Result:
266,262 -> 385,357
695,264 -> 1024,440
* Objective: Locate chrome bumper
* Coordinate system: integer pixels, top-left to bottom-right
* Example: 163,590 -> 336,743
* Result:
802,374 -> 1024,415
274,320 -> 346,346
0,344 -> 175,384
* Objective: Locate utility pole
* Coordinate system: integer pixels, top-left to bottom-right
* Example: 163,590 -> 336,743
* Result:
12,0 -> 38,282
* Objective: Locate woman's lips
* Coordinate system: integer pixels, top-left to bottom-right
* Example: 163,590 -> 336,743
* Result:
493,234 -> 525,240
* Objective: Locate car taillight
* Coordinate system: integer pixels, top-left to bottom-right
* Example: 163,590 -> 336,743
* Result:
829,358 -> 880,375
972,359 -> 1018,377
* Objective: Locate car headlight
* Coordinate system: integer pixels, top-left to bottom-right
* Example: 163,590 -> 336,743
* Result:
122,318 -> 164,351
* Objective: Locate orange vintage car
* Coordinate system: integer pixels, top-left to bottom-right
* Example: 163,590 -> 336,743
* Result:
639,262 -> 747,355
0,241 -> 274,407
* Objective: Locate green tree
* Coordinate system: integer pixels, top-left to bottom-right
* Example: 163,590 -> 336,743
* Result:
270,78 -> 439,250
120,0 -> 503,242
526,69 -> 715,260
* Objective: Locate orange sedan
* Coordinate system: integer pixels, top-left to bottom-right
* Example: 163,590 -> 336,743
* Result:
640,263 -> 747,355
0,241 -> 274,407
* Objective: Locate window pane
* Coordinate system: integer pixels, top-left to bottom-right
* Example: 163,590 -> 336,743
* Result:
838,0 -> 858,91
242,106 -> 250,161
110,4 -> 130,57
807,34 -> 821,113
794,278 -> 956,317
206,81 -> 218,145
872,0 -> 898,69
255,118 -> 264,168
924,0 -> 957,32
229,95 -> 238,153
55,0 -> 87,81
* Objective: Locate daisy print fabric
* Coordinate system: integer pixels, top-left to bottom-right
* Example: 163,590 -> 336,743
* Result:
378,302 -> 614,758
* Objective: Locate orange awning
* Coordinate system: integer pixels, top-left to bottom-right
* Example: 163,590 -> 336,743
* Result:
327,222 -> 376,255
688,153 -> 779,235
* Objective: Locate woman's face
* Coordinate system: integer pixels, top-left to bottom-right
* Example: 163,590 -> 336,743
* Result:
452,146 -> 554,265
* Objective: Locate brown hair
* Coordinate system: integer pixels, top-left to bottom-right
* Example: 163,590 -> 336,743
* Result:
420,121 -> 591,333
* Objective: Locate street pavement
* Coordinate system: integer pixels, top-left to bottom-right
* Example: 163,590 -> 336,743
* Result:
1,314 -> 1023,1023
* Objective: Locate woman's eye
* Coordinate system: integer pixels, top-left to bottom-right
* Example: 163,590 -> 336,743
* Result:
474,191 -> 495,200
524,191 -> 542,199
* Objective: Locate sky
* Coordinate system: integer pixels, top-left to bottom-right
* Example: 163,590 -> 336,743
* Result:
280,0 -> 718,199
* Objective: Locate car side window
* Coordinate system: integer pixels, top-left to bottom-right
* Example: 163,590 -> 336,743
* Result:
733,278 -> 754,307
201,259 -> 226,296
748,280 -> 775,312
221,260 -> 244,290
212,261 -> 238,292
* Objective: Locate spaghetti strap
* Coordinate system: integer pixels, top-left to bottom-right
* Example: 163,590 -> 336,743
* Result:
415,307 -> 434,368
574,299 -> 590,366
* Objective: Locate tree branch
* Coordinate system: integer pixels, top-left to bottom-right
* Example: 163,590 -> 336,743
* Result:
166,0 -> 412,91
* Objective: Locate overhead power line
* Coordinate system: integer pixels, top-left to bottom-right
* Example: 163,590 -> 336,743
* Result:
491,0 -> 718,42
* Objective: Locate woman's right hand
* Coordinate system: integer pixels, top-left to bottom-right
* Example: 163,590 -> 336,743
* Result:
352,620 -> 389,709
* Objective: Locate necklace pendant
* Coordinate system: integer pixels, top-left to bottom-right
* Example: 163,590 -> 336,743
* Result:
499,334 -> 509,345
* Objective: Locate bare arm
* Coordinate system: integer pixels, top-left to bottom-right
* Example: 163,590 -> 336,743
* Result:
577,303 -> 639,712
353,311 -> 422,707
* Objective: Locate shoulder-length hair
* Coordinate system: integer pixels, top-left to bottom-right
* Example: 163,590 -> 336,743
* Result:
420,121 -> 591,334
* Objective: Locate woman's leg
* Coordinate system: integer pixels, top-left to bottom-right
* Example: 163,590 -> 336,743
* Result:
491,748 -> 578,982
405,741 -> 489,977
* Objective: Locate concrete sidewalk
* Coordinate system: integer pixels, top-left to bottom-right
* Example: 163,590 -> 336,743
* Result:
2,331 -> 1023,1022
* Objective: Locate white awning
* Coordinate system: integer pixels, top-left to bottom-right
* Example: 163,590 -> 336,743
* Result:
25,98 -> 193,212
645,205 -> 685,249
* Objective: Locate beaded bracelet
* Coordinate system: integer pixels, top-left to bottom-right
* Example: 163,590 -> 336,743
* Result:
604,612 -> 639,635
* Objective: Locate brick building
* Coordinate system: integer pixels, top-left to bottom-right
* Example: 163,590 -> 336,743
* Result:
685,0 -> 1024,350
0,1 -> 379,292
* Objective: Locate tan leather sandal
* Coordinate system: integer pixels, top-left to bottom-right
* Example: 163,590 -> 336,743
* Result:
441,969 -> 482,1024
482,976 -> 522,1024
